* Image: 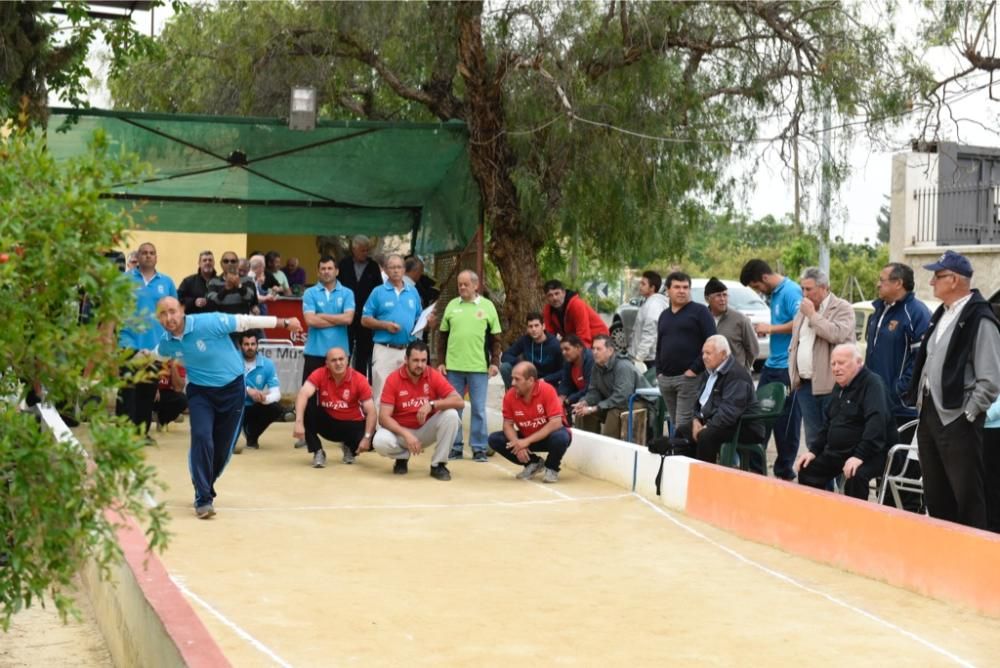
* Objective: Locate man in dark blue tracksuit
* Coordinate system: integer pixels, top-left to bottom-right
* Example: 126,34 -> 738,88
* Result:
865,263 -> 932,422
865,262 -> 931,511
155,297 -> 302,519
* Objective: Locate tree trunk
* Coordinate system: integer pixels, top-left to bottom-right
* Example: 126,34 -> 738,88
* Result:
455,2 -> 543,344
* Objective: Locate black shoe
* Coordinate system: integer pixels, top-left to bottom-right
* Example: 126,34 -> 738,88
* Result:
430,463 -> 452,481
393,459 -> 408,475
246,440 -> 259,450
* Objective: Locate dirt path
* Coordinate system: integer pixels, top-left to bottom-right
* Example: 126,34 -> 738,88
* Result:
0,586 -> 111,668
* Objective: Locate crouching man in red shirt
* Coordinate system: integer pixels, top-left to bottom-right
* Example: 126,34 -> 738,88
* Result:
488,361 -> 572,483
293,346 -> 377,469
372,340 -> 464,480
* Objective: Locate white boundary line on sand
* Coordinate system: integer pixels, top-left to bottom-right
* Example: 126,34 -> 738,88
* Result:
164,493 -> 631,513
170,575 -> 293,668
633,494 -> 976,668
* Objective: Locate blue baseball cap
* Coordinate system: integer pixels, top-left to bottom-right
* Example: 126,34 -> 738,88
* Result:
923,250 -> 973,278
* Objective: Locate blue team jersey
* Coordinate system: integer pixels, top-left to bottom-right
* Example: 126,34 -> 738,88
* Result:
302,281 -> 355,357
766,277 -> 803,369
362,282 -> 421,346
155,312 -> 243,388
119,268 -> 177,350
243,355 -> 280,406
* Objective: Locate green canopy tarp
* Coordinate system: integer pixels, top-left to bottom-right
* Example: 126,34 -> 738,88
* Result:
46,108 -> 481,254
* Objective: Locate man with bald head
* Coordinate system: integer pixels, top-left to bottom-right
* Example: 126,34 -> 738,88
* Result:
438,270 -> 502,461
154,296 -> 302,519
488,362 -> 571,483
118,242 -> 177,437
795,343 -> 894,499
293,346 -> 376,469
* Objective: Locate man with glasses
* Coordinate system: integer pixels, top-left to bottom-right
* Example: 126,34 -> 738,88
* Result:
906,251 -> 1000,529
866,262 -> 931,512
207,251 -> 259,316
866,263 -> 931,423
178,250 -> 218,315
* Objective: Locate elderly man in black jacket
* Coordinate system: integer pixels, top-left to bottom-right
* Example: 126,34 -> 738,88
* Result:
796,343 -> 894,499
673,334 -> 763,463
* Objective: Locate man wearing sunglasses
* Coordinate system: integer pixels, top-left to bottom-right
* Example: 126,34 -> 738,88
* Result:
907,250 -> 1000,529
207,251 -> 259,316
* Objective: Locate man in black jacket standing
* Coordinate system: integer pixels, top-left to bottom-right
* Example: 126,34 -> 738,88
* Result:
906,251 -> 1000,529
178,250 -> 218,314
338,235 -> 384,377
673,335 -> 762,463
796,343 -> 894,499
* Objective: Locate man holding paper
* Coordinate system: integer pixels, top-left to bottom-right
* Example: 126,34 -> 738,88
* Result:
437,270 -> 502,461
361,254 -> 422,407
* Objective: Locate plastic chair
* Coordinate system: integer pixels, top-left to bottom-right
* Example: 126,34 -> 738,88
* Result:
876,419 -> 923,508
718,382 -> 787,473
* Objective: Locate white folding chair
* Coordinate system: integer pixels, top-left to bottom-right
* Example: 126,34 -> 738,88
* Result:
876,419 -> 923,508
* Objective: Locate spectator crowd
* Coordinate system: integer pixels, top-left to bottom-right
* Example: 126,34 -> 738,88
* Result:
113,237 -> 1000,533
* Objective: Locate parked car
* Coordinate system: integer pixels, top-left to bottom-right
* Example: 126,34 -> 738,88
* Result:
610,278 -> 770,369
854,297 -> 941,357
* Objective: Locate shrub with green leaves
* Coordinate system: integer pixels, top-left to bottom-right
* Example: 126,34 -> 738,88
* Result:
0,118 -> 168,630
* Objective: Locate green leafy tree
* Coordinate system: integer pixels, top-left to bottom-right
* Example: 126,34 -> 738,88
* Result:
0,1 -> 160,122
0,118 -> 169,629
108,1 -> 911,337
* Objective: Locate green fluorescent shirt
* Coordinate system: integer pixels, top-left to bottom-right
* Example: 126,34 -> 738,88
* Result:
440,295 -> 502,372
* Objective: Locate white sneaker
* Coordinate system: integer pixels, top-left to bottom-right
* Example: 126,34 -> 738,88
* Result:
312,449 -> 327,468
542,468 -> 559,483
516,459 -> 545,480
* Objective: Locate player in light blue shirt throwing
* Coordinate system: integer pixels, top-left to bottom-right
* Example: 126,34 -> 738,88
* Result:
155,297 -> 302,519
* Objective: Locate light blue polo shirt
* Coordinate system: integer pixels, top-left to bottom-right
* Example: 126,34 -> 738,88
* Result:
766,277 -> 803,369
155,313 -> 243,388
302,281 -> 355,357
119,268 -> 177,351
362,281 -> 421,346
243,355 -> 280,406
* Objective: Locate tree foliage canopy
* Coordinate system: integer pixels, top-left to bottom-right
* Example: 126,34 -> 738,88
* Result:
0,116 -> 169,629
108,0 -> 911,329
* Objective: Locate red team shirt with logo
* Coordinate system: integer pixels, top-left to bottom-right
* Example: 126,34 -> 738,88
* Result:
380,366 -> 456,429
571,360 -> 587,391
307,367 -> 373,421
502,380 -> 569,437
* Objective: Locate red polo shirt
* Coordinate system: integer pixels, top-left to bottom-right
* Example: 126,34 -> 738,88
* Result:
502,379 -> 569,438
570,360 -> 587,391
380,365 -> 456,429
307,367 -> 372,421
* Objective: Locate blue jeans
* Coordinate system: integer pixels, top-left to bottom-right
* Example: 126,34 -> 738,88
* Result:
187,375 -> 245,507
795,379 -> 832,450
446,370 -> 489,454
758,365 -> 800,480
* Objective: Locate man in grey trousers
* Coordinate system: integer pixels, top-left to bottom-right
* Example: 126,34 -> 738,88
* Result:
572,335 -> 650,439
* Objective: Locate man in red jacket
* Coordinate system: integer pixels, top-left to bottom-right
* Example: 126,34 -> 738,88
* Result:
542,279 -> 609,348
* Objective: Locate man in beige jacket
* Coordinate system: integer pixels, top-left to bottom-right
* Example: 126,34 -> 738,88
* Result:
788,267 -> 855,449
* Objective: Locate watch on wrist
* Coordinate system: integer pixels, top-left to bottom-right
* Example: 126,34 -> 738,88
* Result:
429,400 -> 435,410
363,432 -> 372,439
965,410 -> 976,423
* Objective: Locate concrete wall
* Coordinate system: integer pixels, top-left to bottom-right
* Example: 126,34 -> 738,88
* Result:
891,151 -> 1000,299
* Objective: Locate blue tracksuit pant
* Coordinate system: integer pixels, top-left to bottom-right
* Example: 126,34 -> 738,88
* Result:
187,375 -> 245,507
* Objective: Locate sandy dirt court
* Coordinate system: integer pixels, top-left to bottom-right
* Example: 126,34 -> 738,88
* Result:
1,587 -> 112,668
137,418 -> 999,667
